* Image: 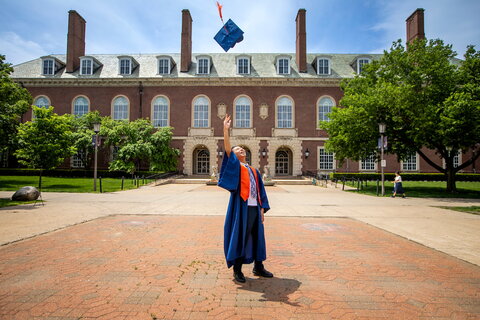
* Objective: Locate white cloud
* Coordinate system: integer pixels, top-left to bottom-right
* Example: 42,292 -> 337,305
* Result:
0,32 -> 47,65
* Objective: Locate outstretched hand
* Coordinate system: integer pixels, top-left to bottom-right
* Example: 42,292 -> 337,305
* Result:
224,114 -> 231,131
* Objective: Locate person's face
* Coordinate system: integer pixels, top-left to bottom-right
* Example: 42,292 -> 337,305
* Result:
232,146 -> 246,162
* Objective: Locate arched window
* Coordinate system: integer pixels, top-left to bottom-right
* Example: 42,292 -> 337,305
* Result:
112,96 -> 129,120
318,97 -> 334,122
234,96 -> 251,128
73,96 -> 89,117
193,96 -> 209,128
275,148 -> 292,175
152,96 -> 169,127
34,96 -> 50,108
194,148 -> 210,174
276,97 -> 293,128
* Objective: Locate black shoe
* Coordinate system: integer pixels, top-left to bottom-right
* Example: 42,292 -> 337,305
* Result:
234,271 -> 246,283
253,267 -> 273,278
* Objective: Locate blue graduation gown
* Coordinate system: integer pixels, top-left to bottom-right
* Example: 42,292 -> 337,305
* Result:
218,152 -> 270,268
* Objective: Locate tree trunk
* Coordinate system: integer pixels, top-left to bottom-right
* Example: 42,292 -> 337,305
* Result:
38,170 -> 43,192
445,167 -> 457,193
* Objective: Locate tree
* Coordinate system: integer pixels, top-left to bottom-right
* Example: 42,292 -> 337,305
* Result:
321,39 -> 480,192
100,118 -> 179,175
71,111 -> 103,169
0,54 -> 32,163
15,106 -> 76,189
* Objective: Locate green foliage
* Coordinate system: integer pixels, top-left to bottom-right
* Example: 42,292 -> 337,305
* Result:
100,118 -> 179,174
14,106 -> 76,170
321,39 -> 480,192
0,168 -> 166,178
332,172 -> 480,182
70,111 -> 103,168
0,54 -> 32,153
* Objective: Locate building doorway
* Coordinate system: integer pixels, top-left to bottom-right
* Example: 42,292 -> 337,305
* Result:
193,148 -> 210,175
275,148 -> 292,176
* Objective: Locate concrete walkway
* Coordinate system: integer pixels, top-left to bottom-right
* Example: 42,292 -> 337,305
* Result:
1,184 -> 479,266
1,184 -> 479,319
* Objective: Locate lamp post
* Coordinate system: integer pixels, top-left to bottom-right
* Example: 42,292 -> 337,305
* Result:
379,123 -> 386,196
93,123 -> 101,192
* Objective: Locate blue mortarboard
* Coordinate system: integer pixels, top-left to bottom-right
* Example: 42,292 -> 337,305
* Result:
214,19 -> 244,52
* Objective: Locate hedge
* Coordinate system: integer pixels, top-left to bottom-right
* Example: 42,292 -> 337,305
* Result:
0,168 -> 169,178
330,172 -> 480,182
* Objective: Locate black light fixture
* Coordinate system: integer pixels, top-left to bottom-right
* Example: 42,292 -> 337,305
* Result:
261,148 -> 267,158
305,148 -> 310,159
218,149 -> 224,157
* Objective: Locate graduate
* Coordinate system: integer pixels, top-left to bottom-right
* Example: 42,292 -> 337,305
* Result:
218,114 -> 273,283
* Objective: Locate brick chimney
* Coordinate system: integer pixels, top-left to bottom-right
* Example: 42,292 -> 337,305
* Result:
66,10 -> 86,73
406,8 -> 425,44
296,9 -> 307,73
181,9 -> 192,72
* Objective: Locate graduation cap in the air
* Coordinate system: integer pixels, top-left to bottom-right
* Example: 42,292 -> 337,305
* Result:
214,19 -> 244,52
213,2 -> 244,52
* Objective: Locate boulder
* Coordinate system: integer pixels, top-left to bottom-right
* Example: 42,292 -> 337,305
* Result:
12,186 -> 40,201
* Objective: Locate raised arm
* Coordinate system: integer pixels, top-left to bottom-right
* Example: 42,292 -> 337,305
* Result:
223,114 -> 232,156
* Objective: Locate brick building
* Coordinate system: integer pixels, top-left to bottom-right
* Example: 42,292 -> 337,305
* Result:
10,8 -> 476,176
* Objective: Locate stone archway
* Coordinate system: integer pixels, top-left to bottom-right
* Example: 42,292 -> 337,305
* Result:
193,147 -> 210,175
275,147 -> 293,176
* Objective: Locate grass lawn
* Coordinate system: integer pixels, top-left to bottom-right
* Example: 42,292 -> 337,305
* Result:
343,180 -> 480,199
0,176 -> 153,193
436,206 -> 480,215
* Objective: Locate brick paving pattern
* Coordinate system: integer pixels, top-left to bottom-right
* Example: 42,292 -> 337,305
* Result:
0,215 -> 479,320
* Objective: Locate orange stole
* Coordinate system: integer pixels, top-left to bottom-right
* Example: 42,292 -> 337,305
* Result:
239,164 -> 262,206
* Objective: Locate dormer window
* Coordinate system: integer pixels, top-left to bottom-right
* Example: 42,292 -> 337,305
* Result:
357,58 -> 371,74
41,56 -> 64,76
237,56 -> 250,74
119,58 -> 131,75
316,58 -> 331,75
158,58 -> 170,75
276,57 -> 290,75
43,59 -> 54,75
196,56 -> 211,75
80,58 -> 93,75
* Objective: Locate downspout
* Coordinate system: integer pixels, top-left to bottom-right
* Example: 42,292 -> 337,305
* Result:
138,81 -> 143,119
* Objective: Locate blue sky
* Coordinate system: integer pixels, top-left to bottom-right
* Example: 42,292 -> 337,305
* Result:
1,0 -> 479,65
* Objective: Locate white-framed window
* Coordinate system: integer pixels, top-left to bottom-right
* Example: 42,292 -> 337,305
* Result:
33,96 -> 50,108
158,58 -> 170,75
152,96 -> 169,127
42,59 -> 54,75
357,58 -> 371,74
112,96 -> 129,120
73,96 -> 89,117
72,149 -> 86,168
234,96 -> 251,128
277,57 -> 290,75
119,58 -> 132,75
317,58 -> 330,75
318,96 -> 335,123
453,151 -> 460,168
276,96 -> 293,128
361,154 -> 377,171
197,57 -> 210,75
237,56 -> 250,74
402,153 -> 418,171
318,147 -> 335,171
193,96 -> 209,128
80,58 -> 93,75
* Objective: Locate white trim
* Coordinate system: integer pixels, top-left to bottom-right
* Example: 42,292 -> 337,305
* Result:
236,55 -> 250,75
151,95 -> 170,127
111,95 -> 130,120
356,57 -> 371,74
317,146 -> 336,172
316,95 -> 336,126
359,154 -> 377,171
42,58 -> 55,75
275,95 -> 295,128
119,57 -> 132,75
191,94 -> 211,128
71,95 -> 90,116
276,56 -> 291,75
233,95 -> 253,128
401,152 -> 419,172
157,56 -> 171,75
80,57 -> 94,75
196,56 -> 211,75
442,151 -> 463,171
316,57 -> 331,75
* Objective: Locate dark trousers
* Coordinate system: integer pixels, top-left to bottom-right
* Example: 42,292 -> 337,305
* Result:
234,206 -> 263,272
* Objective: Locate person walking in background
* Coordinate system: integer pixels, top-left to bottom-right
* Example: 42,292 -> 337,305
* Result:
391,171 -> 406,198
